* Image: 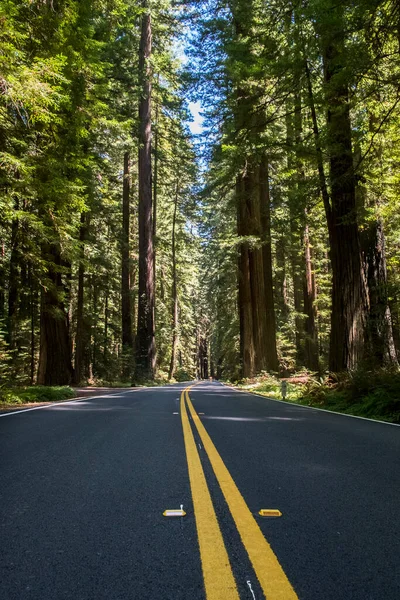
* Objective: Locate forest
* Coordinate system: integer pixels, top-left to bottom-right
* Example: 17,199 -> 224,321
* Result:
1,0 -> 400,421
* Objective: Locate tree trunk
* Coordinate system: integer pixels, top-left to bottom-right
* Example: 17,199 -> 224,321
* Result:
322,9 -> 369,372
364,218 -> 398,366
74,212 -> 88,385
37,243 -> 74,385
104,284 -> 109,371
360,114 -> 398,368
168,182 -> 179,380
304,57 -> 332,229
286,102 -> 304,364
122,152 -> 133,352
259,155 -> 279,371
0,239 -> 5,320
246,167 -> 269,374
29,265 -> 37,385
237,176 -> 255,378
153,86 -> 159,315
135,2 -> 156,380
275,237 -> 289,320
303,221 -> 319,371
8,211 -> 19,348
293,81 -> 319,370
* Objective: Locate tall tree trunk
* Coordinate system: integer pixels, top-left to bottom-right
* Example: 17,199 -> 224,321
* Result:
237,176 -> 256,378
153,83 -> 159,313
0,239 -> 5,320
293,80 -> 319,370
275,237 -> 290,320
246,166 -> 269,373
8,211 -> 19,348
321,8 -> 369,372
121,152 -> 133,353
29,265 -> 37,385
303,221 -> 319,371
74,212 -> 88,384
168,182 -> 179,380
104,283 -> 109,371
304,57 -> 332,228
360,114 -> 398,367
259,155 -> 279,371
364,218 -> 398,366
286,102 -> 304,364
37,243 -> 74,385
91,275 -> 98,378
135,2 -> 156,380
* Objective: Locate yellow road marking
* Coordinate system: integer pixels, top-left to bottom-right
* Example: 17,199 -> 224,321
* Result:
185,389 -> 298,600
180,390 -> 239,600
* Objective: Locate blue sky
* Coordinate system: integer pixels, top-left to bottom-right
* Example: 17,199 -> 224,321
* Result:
188,101 -> 204,135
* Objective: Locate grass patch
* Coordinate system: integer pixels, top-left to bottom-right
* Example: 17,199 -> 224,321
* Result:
235,373 -> 305,402
0,386 -> 76,407
230,370 -> 400,424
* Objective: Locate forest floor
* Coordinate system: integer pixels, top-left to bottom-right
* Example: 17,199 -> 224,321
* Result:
232,371 -> 400,424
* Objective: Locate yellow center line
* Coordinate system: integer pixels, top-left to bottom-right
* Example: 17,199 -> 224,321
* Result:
185,388 -> 298,600
180,388 -> 239,600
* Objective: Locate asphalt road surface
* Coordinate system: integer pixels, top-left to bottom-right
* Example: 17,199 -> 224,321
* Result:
1,381 -> 399,600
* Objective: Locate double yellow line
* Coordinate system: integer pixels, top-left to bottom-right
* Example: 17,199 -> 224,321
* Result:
180,386 -> 298,600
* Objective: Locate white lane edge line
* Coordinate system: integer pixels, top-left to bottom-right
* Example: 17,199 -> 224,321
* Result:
220,382 -> 400,427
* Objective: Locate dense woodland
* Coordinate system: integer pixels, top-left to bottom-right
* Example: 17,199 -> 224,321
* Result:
1,0 -> 400,396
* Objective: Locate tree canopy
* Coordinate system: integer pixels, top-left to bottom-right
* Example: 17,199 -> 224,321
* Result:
1,0 -> 400,412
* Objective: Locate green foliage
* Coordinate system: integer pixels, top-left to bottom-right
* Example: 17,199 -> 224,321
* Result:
0,386 -> 76,405
174,366 -> 196,382
236,373 -> 305,402
300,370 -> 400,423
233,369 -> 400,423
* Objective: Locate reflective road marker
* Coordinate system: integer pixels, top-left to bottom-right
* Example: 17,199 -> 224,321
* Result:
259,509 -> 282,517
163,506 -> 186,517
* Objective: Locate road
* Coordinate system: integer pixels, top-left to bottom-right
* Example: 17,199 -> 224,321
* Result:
1,381 -> 399,600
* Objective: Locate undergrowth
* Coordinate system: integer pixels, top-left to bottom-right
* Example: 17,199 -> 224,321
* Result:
0,386 -> 76,406
232,369 -> 400,423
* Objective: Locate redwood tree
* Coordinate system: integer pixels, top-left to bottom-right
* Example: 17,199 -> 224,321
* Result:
135,1 -> 156,380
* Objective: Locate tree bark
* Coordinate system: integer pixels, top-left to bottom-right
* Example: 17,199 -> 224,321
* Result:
237,176 -> 255,378
29,265 -> 37,385
8,210 -> 19,348
0,239 -> 5,320
303,221 -> 319,371
304,57 -> 332,230
122,152 -> 133,352
37,242 -> 74,385
321,8 -> 369,372
364,218 -> 398,366
259,155 -> 279,371
135,2 -> 156,380
168,182 -> 179,380
246,167 -> 269,374
74,212 -> 88,384
104,283 -> 109,370
275,237 -> 289,320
